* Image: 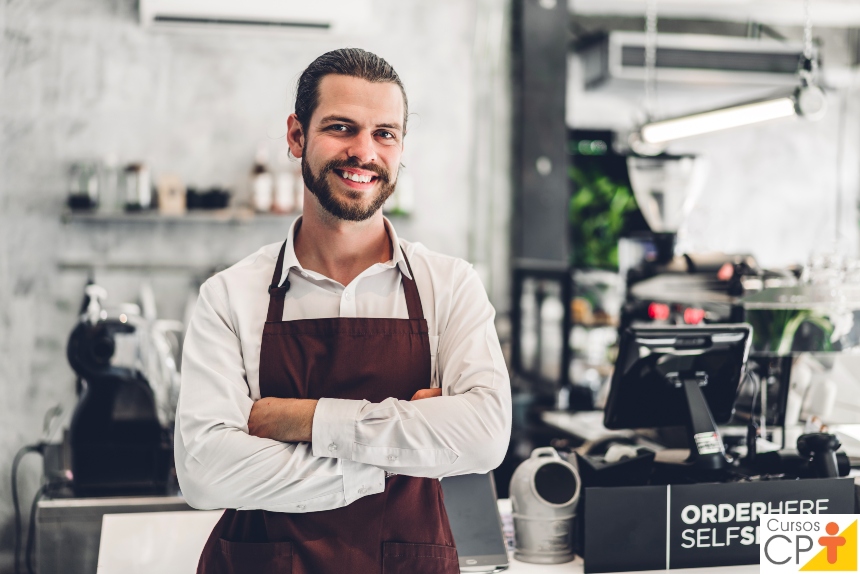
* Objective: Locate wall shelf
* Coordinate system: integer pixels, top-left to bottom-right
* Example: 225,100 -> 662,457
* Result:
56,259 -> 231,273
61,208 -> 300,224
62,209 -> 410,224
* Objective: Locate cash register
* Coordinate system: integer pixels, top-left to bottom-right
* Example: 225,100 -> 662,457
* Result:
603,324 -> 752,477
595,324 -> 849,484
575,324 -> 853,573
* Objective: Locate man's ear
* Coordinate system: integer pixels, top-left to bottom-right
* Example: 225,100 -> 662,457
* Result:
286,114 -> 305,158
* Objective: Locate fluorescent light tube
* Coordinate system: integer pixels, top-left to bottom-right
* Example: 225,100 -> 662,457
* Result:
640,97 -> 797,144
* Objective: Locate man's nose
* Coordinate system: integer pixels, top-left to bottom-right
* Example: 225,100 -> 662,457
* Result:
345,130 -> 377,165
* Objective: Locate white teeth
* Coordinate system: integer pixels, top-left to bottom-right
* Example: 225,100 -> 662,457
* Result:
339,170 -> 373,184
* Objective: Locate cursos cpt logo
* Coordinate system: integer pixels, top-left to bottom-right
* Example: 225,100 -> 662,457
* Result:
760,514 -> 858,573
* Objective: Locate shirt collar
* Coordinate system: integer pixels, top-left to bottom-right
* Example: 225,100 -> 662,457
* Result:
278,216 -> 411,287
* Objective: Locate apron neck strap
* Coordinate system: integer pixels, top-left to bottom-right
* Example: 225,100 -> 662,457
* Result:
266,242 -> 425,323
399,246 -> 424,321
266,240 -> 289,323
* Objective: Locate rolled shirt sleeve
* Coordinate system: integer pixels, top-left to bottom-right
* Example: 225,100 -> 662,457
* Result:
174,280 -> 385,512
311,263 -> 512,478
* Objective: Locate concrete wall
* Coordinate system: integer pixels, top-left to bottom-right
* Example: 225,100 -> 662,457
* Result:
0,0 -> 511,569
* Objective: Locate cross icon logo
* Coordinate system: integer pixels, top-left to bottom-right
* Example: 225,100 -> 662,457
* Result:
819,522 -> 847,565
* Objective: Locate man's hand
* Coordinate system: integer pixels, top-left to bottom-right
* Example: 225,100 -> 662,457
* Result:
411,388 -> 442,401
248,398 -> 317,443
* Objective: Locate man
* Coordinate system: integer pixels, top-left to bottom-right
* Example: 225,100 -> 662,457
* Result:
175,48 -> 512,574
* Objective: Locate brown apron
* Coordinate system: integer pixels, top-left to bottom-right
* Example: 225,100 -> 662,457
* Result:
197,241 -> 459,574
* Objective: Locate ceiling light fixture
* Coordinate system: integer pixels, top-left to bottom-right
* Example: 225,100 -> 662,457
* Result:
630,0 -> 825,156
633,86 -> 825,148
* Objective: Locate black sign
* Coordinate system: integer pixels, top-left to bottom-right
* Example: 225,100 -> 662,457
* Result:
584,478 -> 854,573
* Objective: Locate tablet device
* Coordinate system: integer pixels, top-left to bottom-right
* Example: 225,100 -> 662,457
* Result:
441,472 -> 509,573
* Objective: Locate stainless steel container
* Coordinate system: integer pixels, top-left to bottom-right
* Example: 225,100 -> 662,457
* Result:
509,447 -> 581,564
67,162 -> 99,210
123,163 -> 151,210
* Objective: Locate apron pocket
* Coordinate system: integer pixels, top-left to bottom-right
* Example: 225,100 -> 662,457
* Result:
382,541 -> 458,574
218,539 -> 292,574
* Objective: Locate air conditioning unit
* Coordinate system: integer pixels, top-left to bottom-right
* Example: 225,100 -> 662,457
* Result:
578,32 -> 814,88
139,0 -> 371,33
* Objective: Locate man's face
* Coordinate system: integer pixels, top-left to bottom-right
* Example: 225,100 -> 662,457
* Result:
294,74 -> 405,222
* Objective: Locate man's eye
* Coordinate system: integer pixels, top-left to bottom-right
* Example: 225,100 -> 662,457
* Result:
377,131 -> 396,140
327,124 -> 349,132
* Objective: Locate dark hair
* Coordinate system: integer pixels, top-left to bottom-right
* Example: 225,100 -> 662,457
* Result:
295,48 -> 408,133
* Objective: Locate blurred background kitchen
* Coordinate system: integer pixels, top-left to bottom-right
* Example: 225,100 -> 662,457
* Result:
3,0 -> 860,572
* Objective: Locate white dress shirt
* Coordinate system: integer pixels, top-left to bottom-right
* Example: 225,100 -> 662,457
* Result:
175,217 -> 512,513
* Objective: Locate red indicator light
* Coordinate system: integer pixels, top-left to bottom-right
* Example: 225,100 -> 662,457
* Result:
684,307 -> 706,325
648,302 -> 670,321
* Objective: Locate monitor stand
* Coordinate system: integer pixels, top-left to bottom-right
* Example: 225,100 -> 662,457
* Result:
668,371 -> 728,472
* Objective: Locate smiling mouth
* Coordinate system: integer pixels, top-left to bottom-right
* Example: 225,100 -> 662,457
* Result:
335,169 -> 378,184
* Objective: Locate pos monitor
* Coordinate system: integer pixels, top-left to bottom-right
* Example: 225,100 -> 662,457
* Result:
603,325 -> 752,471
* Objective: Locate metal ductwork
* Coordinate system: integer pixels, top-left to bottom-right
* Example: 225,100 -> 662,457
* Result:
578,32 -> 815,88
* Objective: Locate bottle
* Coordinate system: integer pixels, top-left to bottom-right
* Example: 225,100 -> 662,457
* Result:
251,146 -> 273,213
273,150 -> 296,214
98,153 -> 119,214
384,171 -> 414,216
539,290 -> 564,381
294,163 -> 305,212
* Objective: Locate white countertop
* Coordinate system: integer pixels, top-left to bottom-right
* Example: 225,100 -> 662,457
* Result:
540,410 -> 628,443
96,505 -> 759,574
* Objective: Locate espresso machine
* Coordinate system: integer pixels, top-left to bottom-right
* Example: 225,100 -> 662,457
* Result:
64,284 -> 181,496
620,154 -> 797,329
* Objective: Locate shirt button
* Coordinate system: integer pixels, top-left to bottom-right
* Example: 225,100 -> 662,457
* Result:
297,504 -> 306,510
358,486 -> 368,494
344,291 -> 353,301
388,455 -> 397,461
328,443 -> 337,452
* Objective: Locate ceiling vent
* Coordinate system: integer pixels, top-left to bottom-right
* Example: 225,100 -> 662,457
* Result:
139,0 -> 370,33
578,32 -> 814,88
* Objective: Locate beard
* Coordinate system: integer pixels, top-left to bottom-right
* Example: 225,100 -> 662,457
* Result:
302,151 -> 397,222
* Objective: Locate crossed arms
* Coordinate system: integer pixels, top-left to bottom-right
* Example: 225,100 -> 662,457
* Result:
247,388 -> 442,443
174,263 -> 511,513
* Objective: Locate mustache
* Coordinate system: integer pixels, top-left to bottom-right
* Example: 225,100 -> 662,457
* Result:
322,158 -> 390,184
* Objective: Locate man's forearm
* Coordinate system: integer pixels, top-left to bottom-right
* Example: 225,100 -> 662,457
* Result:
247,389 -> 441,444
310,388 -> 509,478
248,398 -> 318,442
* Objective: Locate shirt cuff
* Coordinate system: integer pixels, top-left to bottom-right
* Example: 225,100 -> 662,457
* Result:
342,459 -> 385,505
312,397 -> 366,460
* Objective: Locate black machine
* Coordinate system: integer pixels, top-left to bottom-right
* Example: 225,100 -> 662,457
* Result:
755,432 -> 850,480
65,289 -> 174,496
603,324 -> 850,482
604,325 -> 753,472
